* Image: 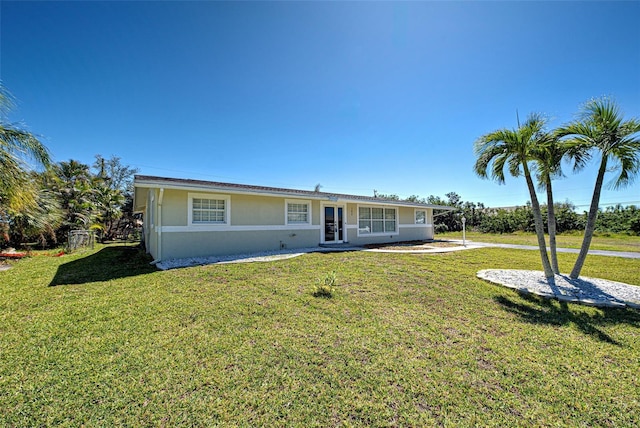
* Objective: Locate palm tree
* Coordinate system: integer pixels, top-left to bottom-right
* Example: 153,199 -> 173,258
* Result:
0,85 -> 51,210
8,173 -> 63,248
46,160 -> 97,240
532,132 -> 565,274
93,181 -> 125,241
1,85 -> 51,247
558,97 -> 640,279
474,113 -> 555,281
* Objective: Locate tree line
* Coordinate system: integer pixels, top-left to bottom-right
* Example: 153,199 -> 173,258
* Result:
1,155 -> 139,249
425,194 -> 640,236
375,190 -> 640,235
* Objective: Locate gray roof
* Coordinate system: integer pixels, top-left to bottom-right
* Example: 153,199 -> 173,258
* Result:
134,175 -> 455,210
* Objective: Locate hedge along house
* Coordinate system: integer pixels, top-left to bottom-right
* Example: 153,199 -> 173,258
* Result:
134,175 -> 454,262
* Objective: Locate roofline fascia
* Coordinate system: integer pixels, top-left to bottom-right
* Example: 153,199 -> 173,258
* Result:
134,177 -> 456,210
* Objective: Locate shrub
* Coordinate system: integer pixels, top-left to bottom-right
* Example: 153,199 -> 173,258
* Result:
313,271 -> 336,298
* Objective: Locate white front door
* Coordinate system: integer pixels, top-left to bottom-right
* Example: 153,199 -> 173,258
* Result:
322,205 -> 344,243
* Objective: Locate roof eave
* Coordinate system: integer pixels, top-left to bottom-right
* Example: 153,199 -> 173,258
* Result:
134,175 -> 455,210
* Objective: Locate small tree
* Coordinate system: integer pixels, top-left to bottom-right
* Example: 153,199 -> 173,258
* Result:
46,160 -> 97,241
8,175 -> 62,248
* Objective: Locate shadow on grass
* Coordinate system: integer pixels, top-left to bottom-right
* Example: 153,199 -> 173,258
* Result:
49,246 -> 157,286
494,293 -> 640,345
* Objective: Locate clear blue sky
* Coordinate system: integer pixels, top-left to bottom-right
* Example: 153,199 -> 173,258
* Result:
1,1 -> 639,209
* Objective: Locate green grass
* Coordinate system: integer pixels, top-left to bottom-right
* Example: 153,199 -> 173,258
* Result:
438,230 -> 640,253
1,244 -> 639,426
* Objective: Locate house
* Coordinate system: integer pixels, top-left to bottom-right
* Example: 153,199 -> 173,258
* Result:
133,175 -> 454,262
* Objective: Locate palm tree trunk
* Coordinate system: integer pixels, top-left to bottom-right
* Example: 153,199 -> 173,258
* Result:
523,163 -> 555,281
570,157 -> 608,279
545,175 -> 560,274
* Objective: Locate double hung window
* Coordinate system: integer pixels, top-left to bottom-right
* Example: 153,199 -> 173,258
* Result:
193,198 -> 226,223
286,200 -> 311,225
189,193 -> 230,226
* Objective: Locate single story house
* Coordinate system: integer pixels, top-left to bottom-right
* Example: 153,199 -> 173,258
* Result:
134,175 -> 454,262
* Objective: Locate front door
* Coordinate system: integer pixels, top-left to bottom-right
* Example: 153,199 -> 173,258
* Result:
323,206 -> 344,243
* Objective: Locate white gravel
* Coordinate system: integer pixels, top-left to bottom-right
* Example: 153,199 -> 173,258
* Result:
155,246 -> 361,270
478,269 -> 640,309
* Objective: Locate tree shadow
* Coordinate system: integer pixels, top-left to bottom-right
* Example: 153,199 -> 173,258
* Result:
49,246 -> 157,286
494,293 -> 640,346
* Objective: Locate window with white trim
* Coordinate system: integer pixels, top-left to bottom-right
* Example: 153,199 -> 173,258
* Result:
358,206 -> 397,234
286,200 -> 311,225
415,210 -> 426,224
188,193 -> 230,225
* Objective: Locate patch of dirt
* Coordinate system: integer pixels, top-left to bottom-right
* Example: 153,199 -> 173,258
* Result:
363,240 -> 461,251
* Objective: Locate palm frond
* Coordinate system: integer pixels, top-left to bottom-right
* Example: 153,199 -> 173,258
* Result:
0,84 -> 17,115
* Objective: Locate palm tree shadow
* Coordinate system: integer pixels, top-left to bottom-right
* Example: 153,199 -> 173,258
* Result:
49,246 -> 157,286
494,293 -> 640,346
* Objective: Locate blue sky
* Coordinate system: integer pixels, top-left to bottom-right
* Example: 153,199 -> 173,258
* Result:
1,1 -> 639,209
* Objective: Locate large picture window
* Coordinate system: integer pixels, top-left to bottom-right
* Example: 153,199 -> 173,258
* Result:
286,200 -> 311,225
188,193 -> 230,225
358,206 -> 397,235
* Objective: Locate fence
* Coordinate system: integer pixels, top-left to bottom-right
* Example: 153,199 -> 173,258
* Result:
67,230 -> 95,252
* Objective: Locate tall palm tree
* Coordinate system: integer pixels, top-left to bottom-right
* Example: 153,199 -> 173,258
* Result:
558,97 -> 640,279
532,132 -> 565,274
474,113 -> 555,281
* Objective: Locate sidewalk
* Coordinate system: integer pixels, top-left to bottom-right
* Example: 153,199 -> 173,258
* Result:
448,240 -> 640,259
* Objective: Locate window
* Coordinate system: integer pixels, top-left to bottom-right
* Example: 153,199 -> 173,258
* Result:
286,200 -> 311,225
193,198 -> 225,223
358,206 -> 397,234
188,193 -> 230,225
415,210 -> 426,224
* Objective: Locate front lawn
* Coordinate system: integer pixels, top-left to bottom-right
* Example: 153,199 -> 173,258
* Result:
1,244 -> 639,426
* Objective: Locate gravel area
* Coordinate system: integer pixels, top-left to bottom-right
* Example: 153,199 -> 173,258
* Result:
155,246 -> 362,270
478,269 -> 640,309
